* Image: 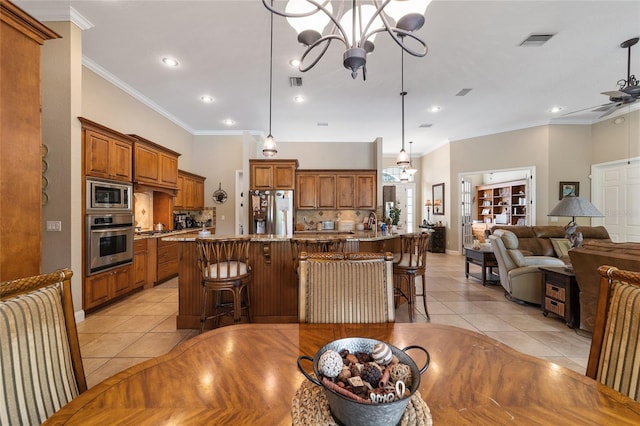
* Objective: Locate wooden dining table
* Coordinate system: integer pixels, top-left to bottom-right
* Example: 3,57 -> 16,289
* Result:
46,323 -> 640,425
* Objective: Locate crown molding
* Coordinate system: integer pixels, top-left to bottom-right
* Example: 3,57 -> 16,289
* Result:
20,4 -> 94,30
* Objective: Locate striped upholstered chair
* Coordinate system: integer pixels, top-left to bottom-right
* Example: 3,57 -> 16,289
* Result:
0,269 -> 86,424
586,265 -> 640,401
298,252 -> 395,323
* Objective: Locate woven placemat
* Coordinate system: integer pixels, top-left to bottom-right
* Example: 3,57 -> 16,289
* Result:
292,379 -> 432,426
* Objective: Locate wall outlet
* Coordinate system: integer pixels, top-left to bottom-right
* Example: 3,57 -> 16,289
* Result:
221,215 -> 225,221
46,221 -> 62,232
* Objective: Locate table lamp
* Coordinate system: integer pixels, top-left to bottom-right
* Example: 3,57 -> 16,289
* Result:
425,200 -> 432,224
547,195 -> 603,248
434,199 -> 442,214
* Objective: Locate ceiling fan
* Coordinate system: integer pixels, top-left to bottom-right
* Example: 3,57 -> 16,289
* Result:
593,37 -> 639,118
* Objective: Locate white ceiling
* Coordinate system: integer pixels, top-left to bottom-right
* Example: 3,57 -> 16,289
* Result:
17,0 -> 640,156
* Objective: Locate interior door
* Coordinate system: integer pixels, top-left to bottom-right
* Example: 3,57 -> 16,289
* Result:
592,158 -> 640,242
460,177 -> 473,249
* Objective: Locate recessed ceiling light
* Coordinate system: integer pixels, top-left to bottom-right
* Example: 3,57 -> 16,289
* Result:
294,95 -> 305,103
223,119 -> 235,126
161,57 -> 179,67
200,95 -> 214,103
289,59 -> 301,68
429,106 -> 441,113
549,106 -> 563,113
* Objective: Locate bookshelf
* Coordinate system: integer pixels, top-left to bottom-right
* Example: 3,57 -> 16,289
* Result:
476,180 -> 528,226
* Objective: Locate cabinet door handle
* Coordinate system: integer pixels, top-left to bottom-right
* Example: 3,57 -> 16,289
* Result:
550,300 -> 558,306
551,286 -> 559,292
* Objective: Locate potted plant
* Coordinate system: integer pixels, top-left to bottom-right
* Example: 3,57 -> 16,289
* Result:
388,205 -> 401,233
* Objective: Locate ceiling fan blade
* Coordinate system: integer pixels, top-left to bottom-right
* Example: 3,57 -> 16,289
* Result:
602,90 -> 629,98
598,104 -> 620,118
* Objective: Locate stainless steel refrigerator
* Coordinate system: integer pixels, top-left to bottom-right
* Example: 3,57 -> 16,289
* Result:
249,190 -> 294,236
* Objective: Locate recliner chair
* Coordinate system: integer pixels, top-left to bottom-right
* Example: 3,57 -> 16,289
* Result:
489,229 -> 564,304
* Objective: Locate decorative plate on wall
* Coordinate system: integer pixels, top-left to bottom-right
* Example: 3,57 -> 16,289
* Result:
212,182 -> 228,204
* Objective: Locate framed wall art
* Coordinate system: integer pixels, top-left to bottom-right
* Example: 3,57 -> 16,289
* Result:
432,183 -> 445,215
559,181 -> 579,199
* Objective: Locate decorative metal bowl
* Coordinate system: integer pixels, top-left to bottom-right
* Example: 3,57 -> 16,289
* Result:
297,337 -> 430,426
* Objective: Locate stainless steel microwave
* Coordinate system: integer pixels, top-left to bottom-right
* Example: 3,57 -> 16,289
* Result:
86,178 -> 132,212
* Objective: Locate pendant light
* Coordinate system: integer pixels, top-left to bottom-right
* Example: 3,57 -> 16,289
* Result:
263,0 -> 278,158
396,40 -> 410,167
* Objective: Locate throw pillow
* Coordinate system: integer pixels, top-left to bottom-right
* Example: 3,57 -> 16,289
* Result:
550,238 -> 571,258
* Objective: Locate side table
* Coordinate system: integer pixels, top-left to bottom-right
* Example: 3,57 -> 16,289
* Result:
427,226 -> 445,253
539,266 -> 580,328
465,246 -> 500,285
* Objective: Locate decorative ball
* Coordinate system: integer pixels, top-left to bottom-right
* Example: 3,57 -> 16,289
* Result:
361,364 -> 383,387
372,342 -> 393,366
318,350 -> 343,378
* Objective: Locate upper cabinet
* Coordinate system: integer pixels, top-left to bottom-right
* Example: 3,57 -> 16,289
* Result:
296,170 -> 377,210
131,135 -> 180,189
80,118 -> 135,182
175,170 -> 206,210
250,159 -> 298,190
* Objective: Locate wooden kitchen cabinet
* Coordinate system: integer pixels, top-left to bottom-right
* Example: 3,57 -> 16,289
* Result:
336,175 -> 356,208
84,264 -> 132,311
81,118 -> 135,182
250,159 -> 298,190
157,239 -> 179,283
175,170 -> 206,210
296,173 -> 318,209
132,135 -> 180,189
0,3 -> 58,280
134,239 -> 148,288
296,170 -> 376,210
355,172 -> 376,209
318,175 -> 336,209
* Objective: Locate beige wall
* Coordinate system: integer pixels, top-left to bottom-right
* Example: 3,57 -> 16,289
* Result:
277,141 -> 376,169
81,68 -> 194,165
40,21 -> 83,311
591,110 -> 640,164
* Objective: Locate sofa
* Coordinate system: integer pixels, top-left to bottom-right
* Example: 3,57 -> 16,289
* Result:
568,241 -> 640,333
489,230 -> 566,304
489,225 -> 611,262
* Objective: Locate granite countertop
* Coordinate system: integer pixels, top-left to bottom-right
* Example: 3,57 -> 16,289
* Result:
162,231 -> 403,243
134,227 -> 215,240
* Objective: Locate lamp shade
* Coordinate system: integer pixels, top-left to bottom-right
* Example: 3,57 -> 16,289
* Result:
547,195 -> 603,220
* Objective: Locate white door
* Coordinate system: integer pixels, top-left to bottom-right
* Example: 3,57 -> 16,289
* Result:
460,177 -> 473,249
394,183 -> 415,233
592,158 -> 640,242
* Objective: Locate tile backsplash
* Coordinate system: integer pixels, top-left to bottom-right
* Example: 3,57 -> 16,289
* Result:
134,192 -> 153,230
295,209 -> 377,230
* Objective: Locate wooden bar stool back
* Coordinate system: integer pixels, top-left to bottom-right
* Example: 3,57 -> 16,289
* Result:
393,232 -> 430,322
196,237 -> 252,333
291,237 -> 346,272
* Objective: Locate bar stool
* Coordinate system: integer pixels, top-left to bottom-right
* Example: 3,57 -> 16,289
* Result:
393,232 -> 430,322
196,237 -> 252,333
291,237 -> 346,273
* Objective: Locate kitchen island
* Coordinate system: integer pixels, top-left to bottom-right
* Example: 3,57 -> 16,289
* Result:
163,232 -> 400,329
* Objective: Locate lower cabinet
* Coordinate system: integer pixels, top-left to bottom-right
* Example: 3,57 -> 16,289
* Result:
428,227 -> 446,253
157,239 -> 179,283
134,239 -> 148,288
84,264 -> 132,311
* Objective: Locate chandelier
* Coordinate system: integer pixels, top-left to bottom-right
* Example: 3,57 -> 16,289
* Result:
262,0 -> 430,79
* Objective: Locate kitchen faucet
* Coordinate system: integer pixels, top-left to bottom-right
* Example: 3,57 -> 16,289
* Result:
368,211 -> 378,237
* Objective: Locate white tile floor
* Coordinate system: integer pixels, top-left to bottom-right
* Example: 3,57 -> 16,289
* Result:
78,252 -> 592,388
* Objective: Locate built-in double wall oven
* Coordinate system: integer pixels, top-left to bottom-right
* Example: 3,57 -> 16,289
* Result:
85,178 -> 134,276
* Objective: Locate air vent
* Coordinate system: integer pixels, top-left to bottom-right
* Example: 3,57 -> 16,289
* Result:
289,76 -> 303,87
317,122 -> 328,127
456,88 -> 472,97
519,34 -> 554,47
419,123 -> 433,128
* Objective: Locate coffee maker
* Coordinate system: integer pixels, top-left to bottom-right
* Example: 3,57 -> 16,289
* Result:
173,213 -> 187,230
